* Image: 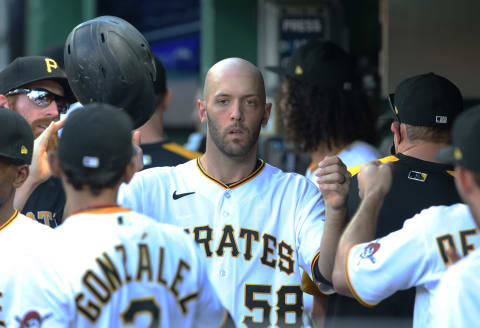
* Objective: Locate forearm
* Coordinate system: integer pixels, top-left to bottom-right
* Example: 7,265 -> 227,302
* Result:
332,191 -> 385,295
14,179 -> 41,212
318,205 -> 348,282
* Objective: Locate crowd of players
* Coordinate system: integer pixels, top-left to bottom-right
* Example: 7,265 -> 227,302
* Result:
0,14 -> 478,328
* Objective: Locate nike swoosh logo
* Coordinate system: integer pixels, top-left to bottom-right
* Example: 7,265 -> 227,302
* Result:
172,191 -> 195,200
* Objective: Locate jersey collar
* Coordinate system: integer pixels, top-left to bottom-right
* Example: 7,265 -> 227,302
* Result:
196,158 -> 265,189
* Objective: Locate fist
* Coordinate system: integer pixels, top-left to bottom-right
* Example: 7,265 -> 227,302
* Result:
357,161 -> 393,199
316,156 -> 351,210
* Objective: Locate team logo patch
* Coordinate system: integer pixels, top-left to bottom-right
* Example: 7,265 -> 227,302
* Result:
16,311 -> 52,328
408,170 -> 427,182
358,242 -> 381,264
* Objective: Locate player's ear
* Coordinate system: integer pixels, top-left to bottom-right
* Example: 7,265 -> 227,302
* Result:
391,121 -> 402,148
47,151 -> 62,177
262,103 -> 272,126
198,99 -> 207,123
13,165 -> 29,188
122,160 -> 137,184
161,90 -> 172,112
0,94 -> 9,108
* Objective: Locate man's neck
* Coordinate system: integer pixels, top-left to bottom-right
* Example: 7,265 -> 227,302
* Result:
399,142 -> 448,163
200,145 -> 258,184
136,109 -> 164,144
0,201 -> 16,228
65,188 -> 119,219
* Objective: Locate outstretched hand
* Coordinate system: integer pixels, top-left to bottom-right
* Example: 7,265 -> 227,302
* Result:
357,161 -> 393,200
316,156 -> 351,210
30,120 -> 65,184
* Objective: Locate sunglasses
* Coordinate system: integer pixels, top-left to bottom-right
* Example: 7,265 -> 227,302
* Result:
387,93 -> 401,124
5,88 -> 70,114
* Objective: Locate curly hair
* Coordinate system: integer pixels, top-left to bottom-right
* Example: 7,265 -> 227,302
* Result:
280,77 -> 378,153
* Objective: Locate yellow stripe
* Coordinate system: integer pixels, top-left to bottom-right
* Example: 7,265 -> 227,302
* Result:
345,246 -> 377,308
163,142 -> 201,159
0,209 -> 19,231
348,155 -> 399,177
196,158 -> 265,189
446,170 -> 455,177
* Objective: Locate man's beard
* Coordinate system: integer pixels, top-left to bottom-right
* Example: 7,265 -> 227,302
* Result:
206,111 -> 262,158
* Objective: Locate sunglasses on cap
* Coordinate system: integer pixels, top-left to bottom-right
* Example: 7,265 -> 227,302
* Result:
388,93 -> 401,124
5,88 -> 70,114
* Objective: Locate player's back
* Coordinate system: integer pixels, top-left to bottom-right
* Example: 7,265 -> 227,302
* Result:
7,207 -> 229,328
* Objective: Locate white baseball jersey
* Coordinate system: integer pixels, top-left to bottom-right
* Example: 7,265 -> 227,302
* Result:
6,207 -> 228,328
305,141 -> 380,187
345,203 -> 479,327
0,210 -> 52,327
118,158 -> 325,327
430,248 -> 480,327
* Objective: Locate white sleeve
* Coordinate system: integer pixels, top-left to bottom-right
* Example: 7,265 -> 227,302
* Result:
345,212 -> 431,306
6,253 -> 72,327
431,259 -> 479,328
295,180 -> 325,278
118,176 -> 146,214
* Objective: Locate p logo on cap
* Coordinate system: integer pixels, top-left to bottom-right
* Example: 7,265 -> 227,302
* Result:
21,145 -> 28,155
295,65 -> 303,75
44,58 -> 58,73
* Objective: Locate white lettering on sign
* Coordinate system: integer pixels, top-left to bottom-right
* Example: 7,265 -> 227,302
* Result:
282,18 -> 322,33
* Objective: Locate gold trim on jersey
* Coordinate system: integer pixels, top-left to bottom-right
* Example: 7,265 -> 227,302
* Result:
301,252 -> 324,297
71,206 -> 132,217
446,170 -> 456,177
345,246 -> 376,308
196,158 -> 266,189
0,209 -> 19,231
348,155 -> 400,177
163,142 -> 201,159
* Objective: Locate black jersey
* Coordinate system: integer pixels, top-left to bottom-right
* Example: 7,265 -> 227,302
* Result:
22,177 -> 65,228
325,153 -> 462,328
140,140 -> 200,170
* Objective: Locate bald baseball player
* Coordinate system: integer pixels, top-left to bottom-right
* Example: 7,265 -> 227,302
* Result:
119,58 -> 326,326
6,103 -> 232,327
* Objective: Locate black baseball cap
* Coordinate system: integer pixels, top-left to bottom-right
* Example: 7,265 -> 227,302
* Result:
436,106 -> 480,172
266,40 -> 354,88
0,106 -> 34,165
58,103 -> 134,179
0,56 -> 76,103
389,73 -> 463,128
153,56 -> 167,95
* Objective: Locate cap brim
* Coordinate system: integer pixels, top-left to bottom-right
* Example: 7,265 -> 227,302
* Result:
265,66 -> 287,76
435,145 -> 455,164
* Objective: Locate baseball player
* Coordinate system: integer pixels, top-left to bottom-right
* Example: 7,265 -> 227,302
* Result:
118,58 -> 326,326
267,40 -> 380,326
5,104 -> 231,327
329,106 -> 480,327
302,72 -> 465,327
427,106 -> 480,326
0,56 -> 75,227
0,107 -> 53,327
137,56 -> 201,169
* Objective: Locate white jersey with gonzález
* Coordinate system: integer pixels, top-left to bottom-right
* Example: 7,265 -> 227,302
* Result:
118,159 -> 325,327
7,207 -> 228,328
345,203 -> 478,328
431,248 -> 480,327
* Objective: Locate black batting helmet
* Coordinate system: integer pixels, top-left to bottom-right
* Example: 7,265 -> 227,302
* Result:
64,16 -> 156,128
